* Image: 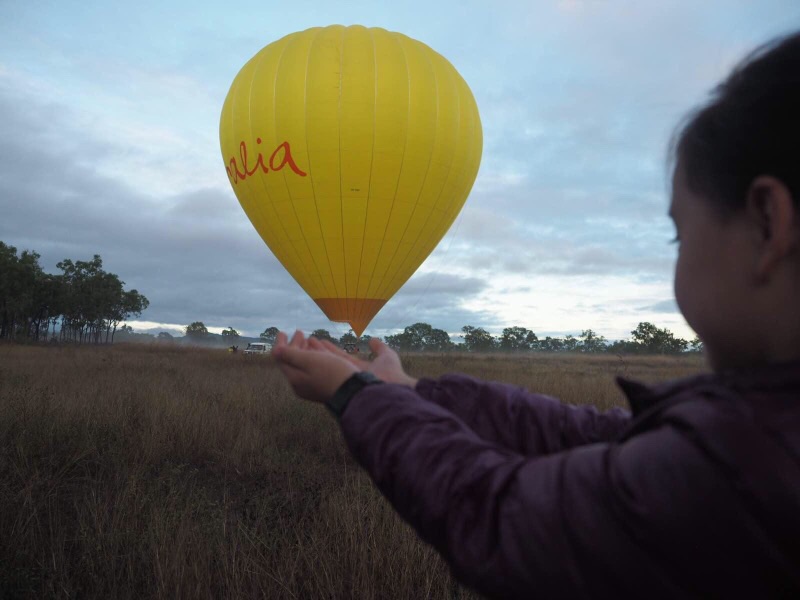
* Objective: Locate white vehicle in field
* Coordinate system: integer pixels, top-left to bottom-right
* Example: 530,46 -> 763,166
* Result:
243,342 -> 271,355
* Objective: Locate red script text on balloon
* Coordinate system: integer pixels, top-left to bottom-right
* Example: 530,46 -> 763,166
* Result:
225,139 -> 307,184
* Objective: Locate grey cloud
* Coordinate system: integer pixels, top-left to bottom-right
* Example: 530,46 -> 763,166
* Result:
0,83 -> 318,336
642,299 -> 680,313
354,271 -> 495,337
473,0 -> 800,224
368,296 -> 496,339
167,188 -> 240,218
396,272 -> 488,297
443,201 -> 675,280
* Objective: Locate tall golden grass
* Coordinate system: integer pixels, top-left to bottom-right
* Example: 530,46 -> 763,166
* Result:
0,343 -> 705,598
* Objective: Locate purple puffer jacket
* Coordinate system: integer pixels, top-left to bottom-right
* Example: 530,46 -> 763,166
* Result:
338,362 -> 800,599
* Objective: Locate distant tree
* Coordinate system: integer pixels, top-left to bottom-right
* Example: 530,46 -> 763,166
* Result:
57,255 -> 150,343
157,331 -> 174,343
221,327 -> 240,339
185,321 -> 209,340
310,329 -> 336,343
499,326 -> 538,352
631,322 -> 688,354
0,243 -> 46,340
384,323 -> 454,352
425,327 -> 455,352
689,335 -> 704,353
579,329 -> 607,353
460,325 -> 496,352
114,324 -> 154,344
0,242 -> 147,343
538,336 -> 565,352
630,322 -> 660,351
260,326 -> 279,345
358,334 -> 372,353
57,255 -> 106,343
384,325 -> 421,351
339,329 -> 358,347
110,289 -> 149,343
37,274 -> 65,341
606,339 -> 641,354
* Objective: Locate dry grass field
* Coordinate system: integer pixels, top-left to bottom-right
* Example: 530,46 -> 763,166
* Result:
0,343 -> 706,599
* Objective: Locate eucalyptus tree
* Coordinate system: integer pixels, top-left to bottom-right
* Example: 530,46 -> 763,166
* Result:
0,243 -> 147,343
460,325 -> 496,353
499,326 -> 538,352
310,329 -> 336,344
185,322 -> 209,341
260,326 -> 279,345
384,323 -> 454,352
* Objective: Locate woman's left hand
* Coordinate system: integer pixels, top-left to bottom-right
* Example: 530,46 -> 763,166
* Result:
271,330 -> 359,403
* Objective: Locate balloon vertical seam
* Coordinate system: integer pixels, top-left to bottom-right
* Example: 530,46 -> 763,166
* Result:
247,36 -> 317,298
373,36 -> 440,302
370,35 -> 433,301
392,81 -> 477,328
442,78 -> 481,253
382,55 -> 464,328
395,57 -> 464,292
301,27 -> 340,300
277,29 -> 326,298
336,26 -> 348,322
359,30 -> 412,305
225,51 -> 298,292
353,27 -> 380,333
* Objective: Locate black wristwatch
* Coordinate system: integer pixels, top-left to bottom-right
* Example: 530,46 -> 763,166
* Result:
326,371 -> 383,418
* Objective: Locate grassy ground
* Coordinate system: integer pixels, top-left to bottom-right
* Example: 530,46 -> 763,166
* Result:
0,343 -> 706,599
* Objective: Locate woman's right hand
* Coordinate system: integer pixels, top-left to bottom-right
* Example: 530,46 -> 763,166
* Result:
308,337 -> 418,389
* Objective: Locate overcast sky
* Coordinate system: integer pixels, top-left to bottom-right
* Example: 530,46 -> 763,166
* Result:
1,1 -> 797,341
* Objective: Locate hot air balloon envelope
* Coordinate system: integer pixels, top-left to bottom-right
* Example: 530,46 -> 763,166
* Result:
220,25 -> 483,335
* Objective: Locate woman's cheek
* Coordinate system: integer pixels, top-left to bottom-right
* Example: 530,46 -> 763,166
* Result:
674,255 -> 702,336
673,256 -> 689,319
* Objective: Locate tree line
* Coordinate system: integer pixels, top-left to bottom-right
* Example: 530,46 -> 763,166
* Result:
120,319 -> 700,356
380,322 -> 700,354
232,321 -> 701,355
0,242 -> 149,343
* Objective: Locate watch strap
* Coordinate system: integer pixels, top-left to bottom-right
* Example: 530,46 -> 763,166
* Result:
326,371 -> 383,418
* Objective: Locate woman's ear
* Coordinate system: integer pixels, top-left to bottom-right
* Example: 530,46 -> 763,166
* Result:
746,175 -> 797,282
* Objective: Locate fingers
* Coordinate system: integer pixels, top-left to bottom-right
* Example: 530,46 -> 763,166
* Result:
307,337 -> 349,359
272,331 -> 309,367
307,336 -> 324,350
275,345 -> 318,374
271,331 -> 288,359
308,337 -> 340,355
320,339 -> 349,357
369,337 -> 389,355
289,329 -> 306,348
322,339 -> 372,368
275,331 -> 288,346
323,341 -> 361,366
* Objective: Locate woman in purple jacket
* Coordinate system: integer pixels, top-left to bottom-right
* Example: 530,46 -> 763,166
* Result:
273,32 -> 800,599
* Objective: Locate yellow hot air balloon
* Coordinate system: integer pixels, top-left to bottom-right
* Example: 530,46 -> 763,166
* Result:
220,25 -> 482,336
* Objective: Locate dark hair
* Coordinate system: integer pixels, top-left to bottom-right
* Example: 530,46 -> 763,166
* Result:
673,31 -> 800,215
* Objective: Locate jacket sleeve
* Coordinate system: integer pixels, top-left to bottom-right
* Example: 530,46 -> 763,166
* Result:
339,383 -> 744,600
413,374 -> 631,455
